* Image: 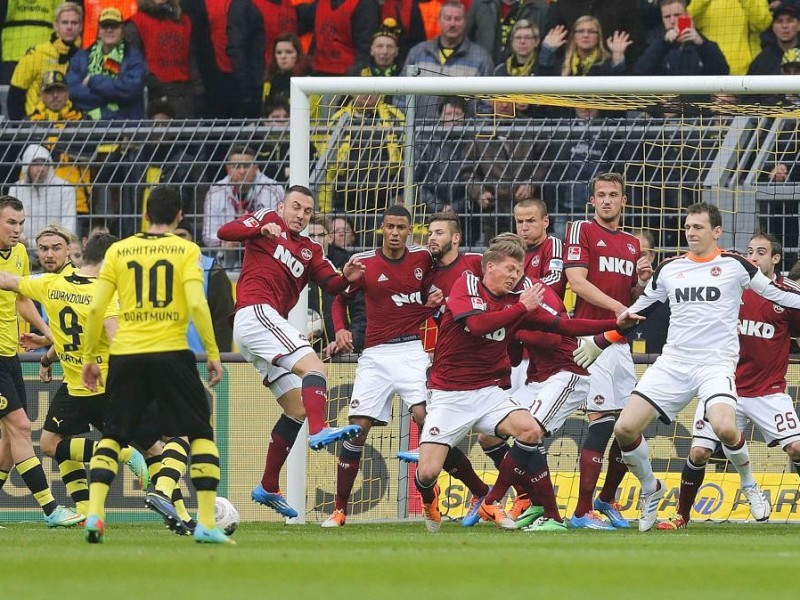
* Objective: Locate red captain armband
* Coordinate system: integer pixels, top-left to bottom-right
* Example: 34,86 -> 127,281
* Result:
593,330 -> 626,349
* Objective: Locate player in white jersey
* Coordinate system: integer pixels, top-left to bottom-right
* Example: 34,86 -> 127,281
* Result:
613,203 -> 800,531
657,233 -> 800,530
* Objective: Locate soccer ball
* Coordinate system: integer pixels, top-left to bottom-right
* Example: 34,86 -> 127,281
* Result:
214,497 -> 240,536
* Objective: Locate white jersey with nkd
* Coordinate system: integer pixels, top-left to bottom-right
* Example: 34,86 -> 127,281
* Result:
627,249 -> 800,369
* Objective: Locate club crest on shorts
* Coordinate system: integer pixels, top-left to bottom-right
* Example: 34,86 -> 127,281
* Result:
0,395 -> 6,410
428,426 -> 440,436
695,419 -> 705,431
301,248 -> 313,261
593,395 -> 605,406
350,399 -> 360,409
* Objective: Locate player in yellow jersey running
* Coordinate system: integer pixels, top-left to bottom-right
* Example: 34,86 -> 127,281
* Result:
80,186 -> 231,544
0,196 -> 84,527
0,232 -> 152,517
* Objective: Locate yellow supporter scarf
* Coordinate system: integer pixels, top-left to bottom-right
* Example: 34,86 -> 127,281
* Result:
570,48 -> 600,76
505,53 -> 535,77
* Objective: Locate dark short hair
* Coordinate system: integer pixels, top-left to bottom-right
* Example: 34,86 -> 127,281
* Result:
146,186 -> 182,225
383,204 -> 412,222
438,96 -> 468,116
147,99 -> 175,119
591,172 -> 626,196
84,232 -> 118,265
285,185 -> 314,202
428,212 -> 461,235
686,202 -> 722,229
227,144 -> 257,160
750,232 -> 782,257
0,195 -> 24,213
514,198 -> 548,217
263,98 -> 290,118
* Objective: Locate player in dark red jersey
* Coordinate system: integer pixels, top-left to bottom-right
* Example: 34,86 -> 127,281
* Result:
509,199 -> 565,393
563,172 -> 652,530
216,185 -> 365,518
320,205 -> 445,526
657,233 -> 800,530
392,213 -> 493,511
415,235 -> 623,533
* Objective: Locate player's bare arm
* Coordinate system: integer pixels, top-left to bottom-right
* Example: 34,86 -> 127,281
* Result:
567,266 -> 628,316
632,256 -> 653,299
16,295 -> 53,342
342,256 -> 366,282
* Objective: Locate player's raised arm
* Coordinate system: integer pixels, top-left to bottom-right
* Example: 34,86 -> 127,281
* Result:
750,269 -> 800,310
217,209 -> 276,242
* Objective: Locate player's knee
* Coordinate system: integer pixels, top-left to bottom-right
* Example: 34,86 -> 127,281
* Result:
514,419 -> 545,445
784,440 -> 800,462
39,433 -> 58,458
416,462 -> 440,485
689,446 -> 712,465
613,419 -> 638,446
712,423 -> 739,446
3,410 -> 31,440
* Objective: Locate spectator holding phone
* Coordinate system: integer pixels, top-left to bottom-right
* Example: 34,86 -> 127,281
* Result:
634,0 -> 729,76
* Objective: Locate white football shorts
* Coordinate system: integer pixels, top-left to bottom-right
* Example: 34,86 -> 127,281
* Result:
692,392 -> 800,450
585,342 -> 637,413
348,340 -> 429,425
421,386 -> 526,448
233,304 -> 309,397
633,355 -> 737,424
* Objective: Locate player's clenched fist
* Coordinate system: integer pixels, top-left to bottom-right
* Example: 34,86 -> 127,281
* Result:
261,222 -> 282,238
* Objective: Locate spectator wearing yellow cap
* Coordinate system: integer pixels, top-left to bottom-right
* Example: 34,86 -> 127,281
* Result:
29,70 -> 82,121
66,7 -> 146,120
7,2 -> 83,120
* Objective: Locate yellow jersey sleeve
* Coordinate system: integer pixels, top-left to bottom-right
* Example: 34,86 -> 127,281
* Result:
0,245 -> 29,356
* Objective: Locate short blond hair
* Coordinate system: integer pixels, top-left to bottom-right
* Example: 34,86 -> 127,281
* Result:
55,2 -> 83,22
36,223 -> 73,245
482,233 -> 525,270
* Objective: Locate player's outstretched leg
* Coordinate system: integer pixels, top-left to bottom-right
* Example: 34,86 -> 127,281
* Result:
190,438 -> 234,545
85,438 -> 122,541
145,437 -> 188,526
414,472 -> 441,533
657,456 -> 707,530
593,438 -> 630,528
322,435 -> 367,528
619,434 -> 664,531
300,371 -> 361,450
253,414 -> 302,517
722,433 -> 770,521
572,417 -> 614,526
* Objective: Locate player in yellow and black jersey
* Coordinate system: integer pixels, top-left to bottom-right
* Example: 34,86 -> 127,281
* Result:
0,232 -> 155,518
80,186 -> 231,544
0,196 -> 84,527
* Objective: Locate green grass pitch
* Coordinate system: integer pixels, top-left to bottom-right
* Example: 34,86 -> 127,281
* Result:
1,521 -> 798,599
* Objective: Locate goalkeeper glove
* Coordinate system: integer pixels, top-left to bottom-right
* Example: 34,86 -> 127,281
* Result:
573,336 -> 604,369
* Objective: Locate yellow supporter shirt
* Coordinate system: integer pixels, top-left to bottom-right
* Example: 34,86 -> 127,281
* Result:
99,232 -> 203,355
19,272 -> 118,396
0,245 -> 30,357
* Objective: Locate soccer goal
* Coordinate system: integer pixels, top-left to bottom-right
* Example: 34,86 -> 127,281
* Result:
279,75 -> 800,525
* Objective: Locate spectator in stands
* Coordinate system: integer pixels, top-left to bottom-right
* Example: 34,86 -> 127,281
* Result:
8,144 -> 77,245
123,99 -> 203,237
252,0 -> 299,67
1,0 -> 63,84
381,0 -> 432,62
633,0 -> 729,76
536,16 -> 631,79
184,0 -> 264,118
311,0 -> 380,75
322,92 -> 405,220
7,2 -> 83,120
258,99 -> 291,184
81,1 -> 139,50
125,0 -> 201,118
202,144 -> 285,262
540,107 -> 627,238
545,0 -> 644,64
494,19 -> 540,77
28,70 -> 82,121
467,0 -> 549,64
687,0 -> 772,75
749,2 -> 800,75
174,219 -> 234,353
353,18 -> 404,77
263,32 -> 311,107
404,0 -> 494,121
306,215 -> 366,355
68,233 -> 83,267
415,96 -> 470,217
327,214 -> 358,253
66,8 -> 146,120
